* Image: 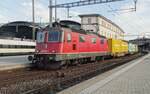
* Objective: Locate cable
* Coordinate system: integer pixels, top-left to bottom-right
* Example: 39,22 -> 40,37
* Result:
107,4 -> 145,39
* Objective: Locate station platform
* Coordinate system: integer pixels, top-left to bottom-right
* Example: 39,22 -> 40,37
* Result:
58,53 -> 150,94
0,55 -> 32,71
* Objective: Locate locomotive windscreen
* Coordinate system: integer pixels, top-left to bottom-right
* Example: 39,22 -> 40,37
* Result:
37,32 -> 45,43
48,31 -> 60,42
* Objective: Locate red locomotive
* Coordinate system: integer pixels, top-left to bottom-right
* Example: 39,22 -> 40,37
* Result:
29,20 -> 110,69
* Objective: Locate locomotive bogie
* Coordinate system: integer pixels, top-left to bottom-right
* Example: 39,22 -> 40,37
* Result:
32,53 -> 109,69
33,52 -> 109,62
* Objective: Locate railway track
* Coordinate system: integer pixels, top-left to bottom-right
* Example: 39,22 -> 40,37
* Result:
0,53 -> 144,94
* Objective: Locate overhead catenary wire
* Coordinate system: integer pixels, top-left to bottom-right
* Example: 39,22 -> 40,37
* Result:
108,0 -> 137,13
106,3 -> 148,39
51,0 -> 124,19
107,5 -> 139,33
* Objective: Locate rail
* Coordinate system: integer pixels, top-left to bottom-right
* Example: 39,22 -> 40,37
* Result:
0,53 -> 145,94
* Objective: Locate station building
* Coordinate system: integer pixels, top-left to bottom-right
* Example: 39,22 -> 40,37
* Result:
0,21 -> 42,40
0,23 -> 4,27
79,14 -> 124,39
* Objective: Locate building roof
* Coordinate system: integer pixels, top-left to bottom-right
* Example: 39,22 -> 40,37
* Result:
45,20 -> 82,31
79,14 -> 124,33
0,21 -> 42,39
1,21 -> 41,29
0,23 -> 4,27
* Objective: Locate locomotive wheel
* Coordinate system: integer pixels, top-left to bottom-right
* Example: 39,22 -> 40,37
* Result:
62,61 -> 69,69
35,61 -> 44,70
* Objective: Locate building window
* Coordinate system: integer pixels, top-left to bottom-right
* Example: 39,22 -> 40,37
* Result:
67,33 -> 71,42
113,27 -> 115,32
115,35 -> 117,39
108,24 -> 111,29
100,31 -> 102,35
79,35 -> 85,42
111,26 -> 112,30
91,38 -> 96,44
107,33 -> 109,38
101,39 -> 104,44
88,18 -> 92,24
102,21 -> 105,26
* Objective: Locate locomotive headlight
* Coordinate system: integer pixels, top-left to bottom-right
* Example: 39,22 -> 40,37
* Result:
52,50 -> 56,53
35,49 -> 40,53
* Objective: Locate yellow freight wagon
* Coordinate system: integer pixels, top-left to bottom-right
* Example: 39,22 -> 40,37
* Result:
121,40 -> 128,54
108,39 -> 128,57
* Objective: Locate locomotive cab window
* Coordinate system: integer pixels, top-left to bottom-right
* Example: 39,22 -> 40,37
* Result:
79,35 -> 85,42
48,31 -> 60,42
67,33 -> 71,42
91,38 -> 96,44
37,32 -> 45,43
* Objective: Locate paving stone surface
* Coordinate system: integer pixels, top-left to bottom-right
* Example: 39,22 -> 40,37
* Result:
58,54 -> 150,94
93,55 -> 150,94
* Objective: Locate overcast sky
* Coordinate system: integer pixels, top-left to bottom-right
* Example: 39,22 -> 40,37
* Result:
0,0 -> 150,40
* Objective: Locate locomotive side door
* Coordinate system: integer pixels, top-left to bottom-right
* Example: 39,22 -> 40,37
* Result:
63,31 -> 78,53
71,32 -> 78,52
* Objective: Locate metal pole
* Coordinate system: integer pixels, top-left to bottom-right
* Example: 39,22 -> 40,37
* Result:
67,8 -> 70,18
49,0 -> 53,29
32,0 -> 35,41
55,0 -> 57,22
134,0 -> 137,11
16,25 -> 18,33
